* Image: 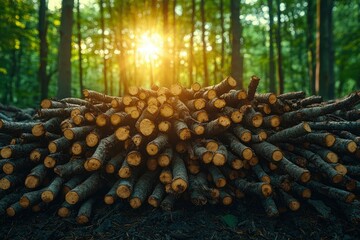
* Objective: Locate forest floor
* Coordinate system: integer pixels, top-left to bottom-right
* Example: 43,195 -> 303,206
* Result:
0,197 -> 359,240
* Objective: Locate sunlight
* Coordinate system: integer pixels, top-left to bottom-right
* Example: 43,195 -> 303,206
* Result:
136,33 -> 162,63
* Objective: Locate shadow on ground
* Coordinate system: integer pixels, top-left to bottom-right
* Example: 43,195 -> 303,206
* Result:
1,198 -> 359,240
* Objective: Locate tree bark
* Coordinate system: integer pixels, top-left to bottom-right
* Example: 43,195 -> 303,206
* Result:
76,0 -> 84,94
268,0 -> 276,93
275,0 -> 284,94
188,0 -> 195,85
57,0 -> 74,99
230,0 -> 243,88
307,0 -> 316,94
99,0 -> 107,94
39,0 -> 49,99
200,0 -> 209,86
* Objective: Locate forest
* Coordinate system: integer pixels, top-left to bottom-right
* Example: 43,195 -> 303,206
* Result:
0,0 -> 359,108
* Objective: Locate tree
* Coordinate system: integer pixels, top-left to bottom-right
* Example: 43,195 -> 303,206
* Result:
163,0 -> 170,86
275,0 -> 284,94
230,0 -> 243,89
188,0 -> 195,85
76,0 -> 84,94
39,0 -> 49,99
268,0 -> 276,93
99,0 -> 108,94
315,0 -> 334,99
201,0 -> 209,87
220,0 -> 225,71
307,0 -> 316,95
57,0 -> 74,99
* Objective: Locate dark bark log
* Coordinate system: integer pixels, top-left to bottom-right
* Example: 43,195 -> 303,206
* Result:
54,158 -> 86,178
1,143 -> 44,159
234,179 -> 272,198
25,164 -> 48,189
171,154 -> 188,193
41,176 -> 65,203
65,172 -> 105,205
48,137 -> 71,154
306,180 -> 355,203
267,122 -> 311,143
222,132 -> 253,160
278,157 -> 311,183
76,197 -> 96,224
130,170 -> 159,208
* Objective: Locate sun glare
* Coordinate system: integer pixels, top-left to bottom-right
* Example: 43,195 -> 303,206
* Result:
137,33 -> 162,62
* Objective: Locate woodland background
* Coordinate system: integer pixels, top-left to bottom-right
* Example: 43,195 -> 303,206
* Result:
0,0 -> 359,107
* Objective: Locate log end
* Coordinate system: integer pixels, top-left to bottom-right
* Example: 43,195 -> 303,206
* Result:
205,141 -> 219,151
76,215 -> 90,225
213,153 -> 226,166
0,178 -> 11,190
347,141 -> 357,153
179,128 -> 191,141
48,142 -> 58,154
86,133 -> 100,147
325,134 -> 336,147
0,147 -> 12,159
158,155 -> 171,167
19,196 -> 30,208
65,191 -> 80,205
261,183 -> 273,197
105,164 -> 115,174
25,176 -> 40,189
288,200 -> 300,211
222,196 -> 233,206
231,110 -> 243,123
231,159 -> 244,170
171,178 -> 188,193
268,94 -> 277,105
346,193 -> 356,203
126,151 -> 142,166
251,114 -> 263,128
146,143 -> 159,156
272,150 -> 283,161
300,171 -> 311,183
332,174 -> 343,184
326,152 -> 338,163
6,207 -> 16,217
116,186 -> 131,199
44,156 -> 56,168
148,197 -> 160,208
202,151 -> 214,164
118,167 -> 131,178
115,126 -> 130,141
58,206 -> 71,218
104,195 -> 115,205
216,178 -> 227,188
2,163 -> 14,175
260,175 -> 271,184
139,119 -> 156,137
86,158 -> 102,171
302,189 -> 312,199
130,197 -> 142,209
242,148 -> 254,161
63,129 -> 75,140
41,191 -> 55,203
30,150 -> 42,162
32,124 -> 45,137
72,142 -> 83,155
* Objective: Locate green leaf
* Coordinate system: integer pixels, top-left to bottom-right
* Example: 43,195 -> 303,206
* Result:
221,214 -> 238,228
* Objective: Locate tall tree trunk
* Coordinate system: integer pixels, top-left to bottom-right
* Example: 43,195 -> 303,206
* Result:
99,0 -> 108,94
57,0 -> 74,99
188,0 -> 195,85
76,0 -> 84,95
275,0 -> 284,94
116,0 -> 127,96
200,0 -> 209,86
307,0 -> 316,95
230,0 -> 243,89
268,0 -> 276,93
172,0 -> 177,83
315,0 -> 334,99
163,0 -> 170,86
220,0 -> 225,71
39,0 -> 48,100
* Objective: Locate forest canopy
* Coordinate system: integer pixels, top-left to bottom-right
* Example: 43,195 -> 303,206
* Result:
0,0 -> 359,107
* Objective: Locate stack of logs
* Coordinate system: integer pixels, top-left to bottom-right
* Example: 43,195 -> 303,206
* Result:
1,75 -> 360,224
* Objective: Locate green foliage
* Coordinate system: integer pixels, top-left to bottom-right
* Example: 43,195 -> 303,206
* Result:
0,0 -> 359,107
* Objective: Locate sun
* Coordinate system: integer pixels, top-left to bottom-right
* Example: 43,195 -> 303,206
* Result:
137,33 -> 162,62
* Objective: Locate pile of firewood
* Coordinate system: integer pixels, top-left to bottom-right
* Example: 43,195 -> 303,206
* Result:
1,76 -> 360,224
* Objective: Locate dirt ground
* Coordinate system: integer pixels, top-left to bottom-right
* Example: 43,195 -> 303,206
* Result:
1,197 -> 359,240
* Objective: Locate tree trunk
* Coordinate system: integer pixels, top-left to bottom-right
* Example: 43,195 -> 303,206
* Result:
315,0 -> 334,99
188,0 -> 195,85
172,0 -> 177,84
163,0 -> 170,86
230,0 -> 243,89
200,0 -> 209,87
268,0 -> 276,93
57,0 -> 74,99
307,0 -> 316,95
99,0 -> 107,94
76,0 -> 84,95
118,0 -> 127,96
220,0 -> 225,71
275,0 -> 284,94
